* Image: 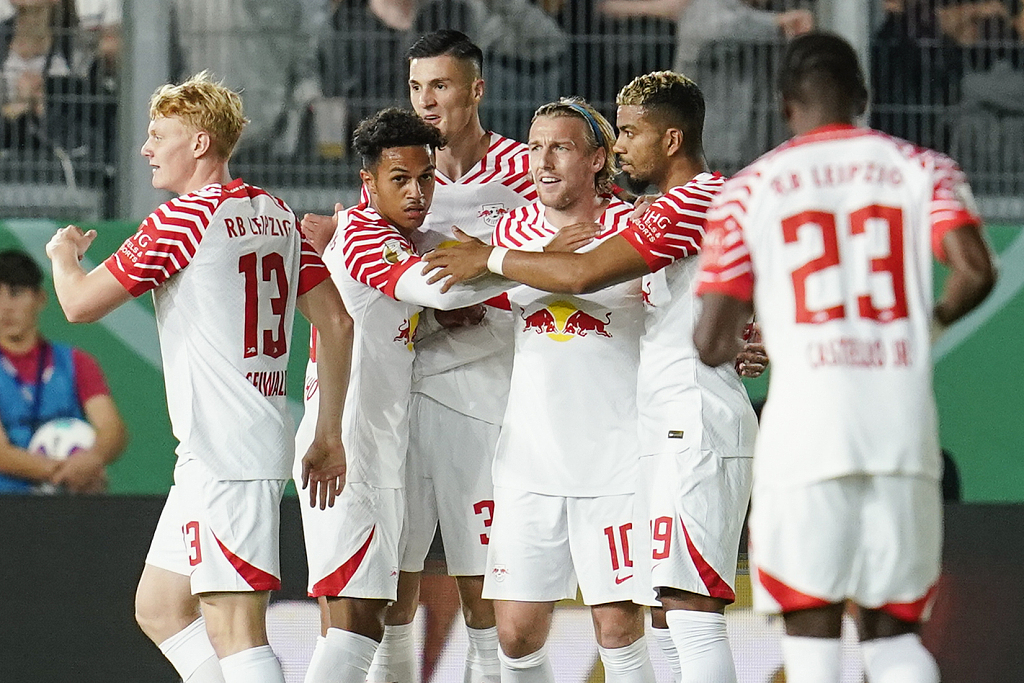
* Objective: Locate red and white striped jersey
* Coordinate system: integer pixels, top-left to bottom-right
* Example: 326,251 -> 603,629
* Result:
411,133 -> 536,424
697,124 -> 982,484
622,173 -> 757,458
491,198 -> 644,497
104,179 -> 328,480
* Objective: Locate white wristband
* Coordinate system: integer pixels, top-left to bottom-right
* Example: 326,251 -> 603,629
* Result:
487,246 -> 509,276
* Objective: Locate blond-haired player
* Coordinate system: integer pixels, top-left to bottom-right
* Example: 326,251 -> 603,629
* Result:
473,98 -> 655,683
45,72 -> 353,683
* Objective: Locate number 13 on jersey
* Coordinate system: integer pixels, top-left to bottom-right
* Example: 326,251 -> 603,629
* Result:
239,251 -> 289,358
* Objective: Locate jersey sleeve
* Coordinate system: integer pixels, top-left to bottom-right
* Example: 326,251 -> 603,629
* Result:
103,196 -> 211,297
695,182 -> 755,302
339,212 -> 423,299
930,156 -> 983,262
621,193 -> 705,272
71,348 -> 111,406
297,233 -> 331,295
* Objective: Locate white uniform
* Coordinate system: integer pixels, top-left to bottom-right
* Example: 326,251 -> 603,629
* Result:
483,198 -> 645,605
403,134 -> 536,576
104,179 -> 328,593
294,203 -> 507,599
619,173 -> 757,606
697,124 -> 982,619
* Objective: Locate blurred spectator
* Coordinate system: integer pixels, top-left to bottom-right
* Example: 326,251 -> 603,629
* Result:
599,0 -> 813,171
0,249 -> 126,494
0,0 -> 77,150
171,0 -> 321,159
74,0 -> 119,82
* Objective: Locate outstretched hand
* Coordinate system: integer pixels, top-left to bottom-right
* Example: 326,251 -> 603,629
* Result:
422,227 -> 492,292
301,433 -> 346,509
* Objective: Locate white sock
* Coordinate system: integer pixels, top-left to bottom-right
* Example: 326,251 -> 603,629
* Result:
497,644 -> 555,683
366,622 -> 418,683
652,627 -> 682,682
304,627 -> 378,683
158,616 -> 224,683
780,635 -> 841,683
218,645 -> 285,683
465,626 -> 501,683
598,637 -> 656,683
860,633 -> 939,683
665,610 -> 736,683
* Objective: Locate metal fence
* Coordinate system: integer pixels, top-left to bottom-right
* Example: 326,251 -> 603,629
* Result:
2,0 -> 1023,221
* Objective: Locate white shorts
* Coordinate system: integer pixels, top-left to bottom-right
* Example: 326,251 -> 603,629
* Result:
402,394 -> 498,575
644,449 -> 752,605
145,456 -> 286,594
749,474 -> 942,622
483,486 -> 637,606
632,455 -> 658,607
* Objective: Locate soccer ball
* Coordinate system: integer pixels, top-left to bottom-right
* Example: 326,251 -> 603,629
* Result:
28,418 -> 96,494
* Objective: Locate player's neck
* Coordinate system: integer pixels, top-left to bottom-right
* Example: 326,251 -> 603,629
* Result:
660,156 -> 708,193
435,121 -> 489,181
0,329 -> 40,356
788,106 -> 855,137
544,193 -> 609,229
178,161 -> 233,196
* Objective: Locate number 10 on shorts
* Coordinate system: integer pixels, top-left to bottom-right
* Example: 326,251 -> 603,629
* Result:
604,523 -> 632,571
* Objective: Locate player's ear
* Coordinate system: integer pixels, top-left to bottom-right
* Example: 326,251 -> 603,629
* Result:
592,146 -> 607,173
193,130 -> 212,159
472,78 -> 484,104
664,128 -> 683,157
359,168 -> 376,195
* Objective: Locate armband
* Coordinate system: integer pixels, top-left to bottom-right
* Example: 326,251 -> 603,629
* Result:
487,247 -> 509,276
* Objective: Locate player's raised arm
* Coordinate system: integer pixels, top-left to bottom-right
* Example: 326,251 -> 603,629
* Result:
46,226 -> 132,323
934,224 -> 997,329
297,277 -> 353,509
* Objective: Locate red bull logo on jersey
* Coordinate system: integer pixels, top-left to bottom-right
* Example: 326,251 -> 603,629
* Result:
393,312 -> 420,351
477,203 -> 507,227
521,301 -> 612,342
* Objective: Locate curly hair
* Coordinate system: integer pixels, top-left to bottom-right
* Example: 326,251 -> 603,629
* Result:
352,108 -> 447,171
616,71 -> 705,159
149,71 -> 248,160
532,97 -> 616,194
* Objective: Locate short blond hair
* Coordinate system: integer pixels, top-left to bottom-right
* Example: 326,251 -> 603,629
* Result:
532,97 -> 616,194
149,71 -> 248,159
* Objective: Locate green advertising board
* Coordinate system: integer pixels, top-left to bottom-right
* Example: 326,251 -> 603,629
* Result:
1,220 -> 1020,501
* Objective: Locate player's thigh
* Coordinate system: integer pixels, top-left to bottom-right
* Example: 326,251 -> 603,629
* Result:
854,474 -> 942,619
301,481 -> 404,601
749,476 -> 863,613
649,448 -> 752,603
482,486 -> 576,602
149,457 -> 286,595
399,398 -> 440,573
632,454 -> 658,607
429,405 -> 499,576
566,492 -> 637,606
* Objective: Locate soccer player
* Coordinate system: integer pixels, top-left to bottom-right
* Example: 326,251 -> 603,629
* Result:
693,33 -> 996,683
296,107 -> 512,683
300,30 -> 537,683
386,30 -> 535,683
424,72 -> 759,683
462,97 -> 654,683
45,72 -> 354,683
0,249 -> 127,494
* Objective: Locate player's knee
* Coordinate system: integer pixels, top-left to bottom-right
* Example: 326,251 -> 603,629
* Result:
592,602 -> 646,649
496,623 -> 546,659
134,590 -> 198,644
